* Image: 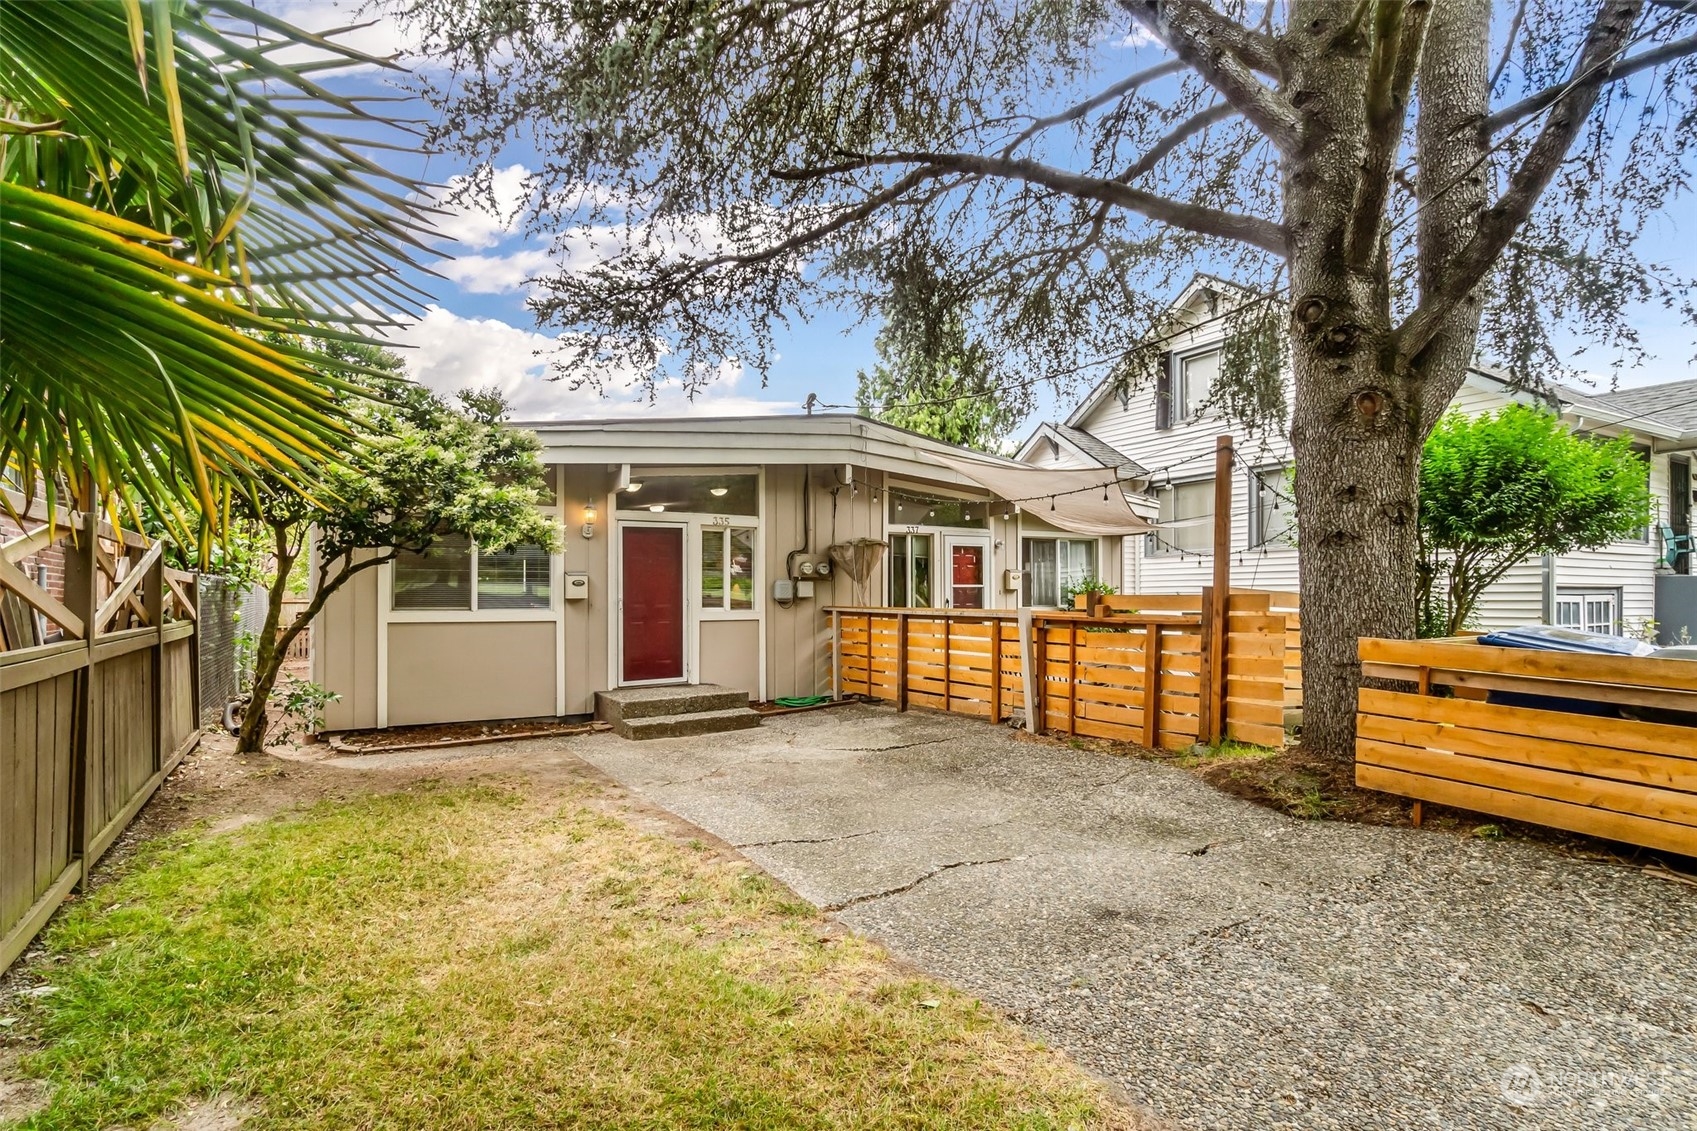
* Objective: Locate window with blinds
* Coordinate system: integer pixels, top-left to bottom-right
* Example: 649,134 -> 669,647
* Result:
392,533 -> 473,610
478,543 -> 552,608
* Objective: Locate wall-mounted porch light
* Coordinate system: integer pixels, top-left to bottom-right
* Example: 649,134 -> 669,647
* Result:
581,502 -> 597,540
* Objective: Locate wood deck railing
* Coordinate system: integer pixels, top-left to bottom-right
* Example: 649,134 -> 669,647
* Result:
827,589 -> 1298,752
1355,637 -> 1697,856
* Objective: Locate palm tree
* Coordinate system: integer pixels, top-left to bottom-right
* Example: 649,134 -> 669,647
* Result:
0,0 -> 435,532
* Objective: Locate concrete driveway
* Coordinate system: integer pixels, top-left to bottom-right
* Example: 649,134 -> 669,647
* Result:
569,703 -> 1697,1131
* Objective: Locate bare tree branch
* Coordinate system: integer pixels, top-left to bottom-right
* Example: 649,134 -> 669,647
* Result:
1116,102 -> 1239,182
778,149 -> 1286,254
1001,59 -> 1186,155
1347,0 -> 1432,268
1400,0 -> 1648,362
1490,0 -> 1531,89
1484,31 -> 1697,132
1118,0 -> 1301,152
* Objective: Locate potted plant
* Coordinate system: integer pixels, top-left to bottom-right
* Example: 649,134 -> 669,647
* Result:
1064,577 -> 1116,617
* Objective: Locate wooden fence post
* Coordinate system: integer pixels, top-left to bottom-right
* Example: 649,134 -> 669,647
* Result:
66,507 -> 100,888
1017,609 -> 1038,733
1066,622 -> 1078,736
1206,434 -> 1233,744
990,618 -> 1004,723
144,548 -> 165,775
942,615 -> 952,713
830,610 -> 841,701
1143,622 -> 1161,749
896,612 -> 909,712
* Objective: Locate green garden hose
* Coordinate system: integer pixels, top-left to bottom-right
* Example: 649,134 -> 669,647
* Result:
773,695 -> 833,708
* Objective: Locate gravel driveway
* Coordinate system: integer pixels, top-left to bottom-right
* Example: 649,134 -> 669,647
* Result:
569,703 -> 1697,1131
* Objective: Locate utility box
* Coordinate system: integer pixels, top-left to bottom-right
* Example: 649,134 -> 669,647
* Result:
1656,573 -> 1697,645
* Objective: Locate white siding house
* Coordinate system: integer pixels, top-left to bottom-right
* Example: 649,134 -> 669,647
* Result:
1018,275 -> 1697,637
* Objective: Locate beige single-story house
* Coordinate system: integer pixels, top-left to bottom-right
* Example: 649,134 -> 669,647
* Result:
313,414 -> 1150,731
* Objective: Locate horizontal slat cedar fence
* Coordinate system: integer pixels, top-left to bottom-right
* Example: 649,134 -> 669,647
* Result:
1355,637 -> 1697,857
2,496 -> 201,973
828,589 -> 1298,753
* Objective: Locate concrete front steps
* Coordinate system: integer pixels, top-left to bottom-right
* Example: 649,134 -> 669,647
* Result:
594,684 -> 762,740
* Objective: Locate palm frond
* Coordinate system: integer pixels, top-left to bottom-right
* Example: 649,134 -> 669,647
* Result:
0,0 -> 438,534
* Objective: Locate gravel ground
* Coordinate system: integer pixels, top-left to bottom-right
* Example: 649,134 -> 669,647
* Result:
566,704 -> 1697,1131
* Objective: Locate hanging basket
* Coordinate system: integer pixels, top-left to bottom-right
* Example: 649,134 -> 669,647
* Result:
828,539 -> 887,584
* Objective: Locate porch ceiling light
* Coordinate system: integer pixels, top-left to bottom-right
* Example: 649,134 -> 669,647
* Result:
649,504 -> 665,512
710,486 -> 729,496
626,482 -> 642,492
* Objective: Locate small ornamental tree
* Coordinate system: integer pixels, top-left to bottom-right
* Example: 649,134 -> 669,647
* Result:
1417,404 -> 1651,636
234,369 -> 556,753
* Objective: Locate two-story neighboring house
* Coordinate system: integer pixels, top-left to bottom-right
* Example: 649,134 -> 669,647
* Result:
1018,275 -> 1697,639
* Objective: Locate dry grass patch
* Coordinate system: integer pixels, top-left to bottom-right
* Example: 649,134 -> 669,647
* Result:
6,778 -> 1139,1130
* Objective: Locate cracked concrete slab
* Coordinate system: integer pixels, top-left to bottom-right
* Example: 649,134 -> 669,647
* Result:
568,702 -> 1697,1131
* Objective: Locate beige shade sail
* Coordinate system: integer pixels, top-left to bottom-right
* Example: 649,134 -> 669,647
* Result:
924,453 -> 1152,536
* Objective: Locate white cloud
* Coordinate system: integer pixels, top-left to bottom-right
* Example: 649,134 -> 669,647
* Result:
389,306 -> 798,420
440,248 -> 557,294
251,1 -> 424,68
423,164 -> 537,250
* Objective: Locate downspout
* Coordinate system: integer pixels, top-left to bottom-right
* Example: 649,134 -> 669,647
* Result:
1541,553 -> 1556,624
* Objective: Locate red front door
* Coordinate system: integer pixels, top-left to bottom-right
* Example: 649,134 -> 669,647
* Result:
621,525 -> 685,682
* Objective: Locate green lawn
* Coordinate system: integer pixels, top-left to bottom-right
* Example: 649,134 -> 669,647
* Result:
8,780 -> 1134,1129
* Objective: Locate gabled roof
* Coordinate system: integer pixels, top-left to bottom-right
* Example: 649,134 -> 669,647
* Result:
1571,378 -> 1697,436
1064,272 -> 1244,429
1016,421 -> 1146,475
1469,367 -> 1697,442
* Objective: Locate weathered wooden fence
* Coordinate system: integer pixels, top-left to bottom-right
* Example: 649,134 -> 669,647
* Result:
828,589 -> 1300,751
1355,637 -> 1697,856
2,502 -> 199,972
278,596 -> 310,662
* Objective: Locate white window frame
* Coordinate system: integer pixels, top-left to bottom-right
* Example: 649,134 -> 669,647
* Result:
1174,347 -> 1220,424
1554,587 -> 1621,635
1249,465 -> 1295,549
1149,478 -> 1215,556
1019,536 -> 1098,607
887,531 -> 939,609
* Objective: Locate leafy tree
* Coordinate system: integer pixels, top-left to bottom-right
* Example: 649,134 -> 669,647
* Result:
1417,405 -> 1652,637
855,261 -> 1027,451
399,0 -> 1697,757
233,371 -> 557,754
0,0 -> 433,531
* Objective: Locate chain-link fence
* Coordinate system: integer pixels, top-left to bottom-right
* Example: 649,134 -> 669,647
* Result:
196,576 -> 268,726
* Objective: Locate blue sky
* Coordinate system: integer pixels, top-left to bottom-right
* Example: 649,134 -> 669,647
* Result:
271,1 -> 1696,438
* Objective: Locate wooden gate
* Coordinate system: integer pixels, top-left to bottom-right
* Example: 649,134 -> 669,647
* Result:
2,498 -> 200,972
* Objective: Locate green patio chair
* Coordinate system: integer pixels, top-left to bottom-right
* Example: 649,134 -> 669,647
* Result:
1658,524 -> 1695,569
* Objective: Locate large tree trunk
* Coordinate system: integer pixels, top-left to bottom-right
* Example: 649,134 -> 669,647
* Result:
1280,1 -> 1457,760
1274,0 -> 1491,760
